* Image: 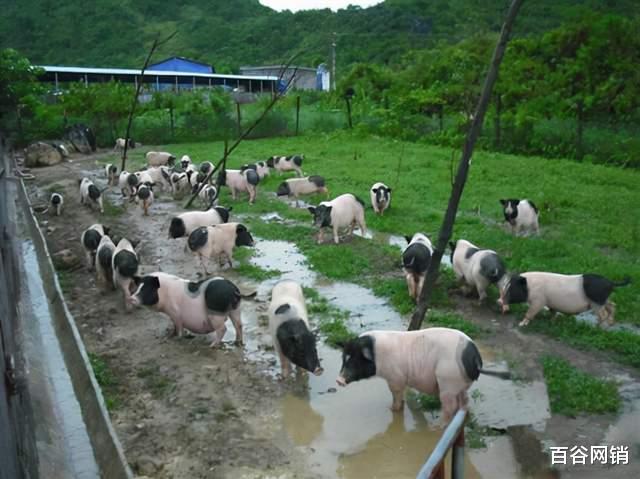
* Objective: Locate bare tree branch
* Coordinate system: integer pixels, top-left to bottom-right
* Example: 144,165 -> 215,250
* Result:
408,0 -> 524,331
183,53 -> 303,208
120,31 -> 177,171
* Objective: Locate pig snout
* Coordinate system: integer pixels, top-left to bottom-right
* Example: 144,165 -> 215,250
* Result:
336,375 -> 347,387
313,366 -> 324,376
127,294 -> 140,307
497,296 -> 509,314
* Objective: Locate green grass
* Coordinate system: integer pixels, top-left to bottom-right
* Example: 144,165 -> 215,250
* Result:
88,353 -> 119,410
542,355 -> 621,416
112,133 -> 640,367
102,198 -> 125,217
56,270 -> 73,293
414,392 -> 442,411
304,286 -> 356,347
427,310 -> 486,338
46,183 -> 65,194
527,316 -> 640,368
235,262 -> 281,280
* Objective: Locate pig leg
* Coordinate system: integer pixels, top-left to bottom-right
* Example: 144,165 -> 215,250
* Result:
230,188 -> 237,200
475,277 -> 490,303
519,301 -> 544,327
416,274 -> 426,300
387,383 -> 405,412
207,315 -> 227,347
228,308 -> 243,345
333,225 -> 340,244
357,211 -> 367,237
199,254 -> 210,275
405,273 -> 416,300
85,249 -> 94,271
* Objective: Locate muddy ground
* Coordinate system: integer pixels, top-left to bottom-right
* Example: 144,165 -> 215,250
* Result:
24,151 -> 640,479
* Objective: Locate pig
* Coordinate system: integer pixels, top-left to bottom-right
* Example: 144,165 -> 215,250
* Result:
402,233 -> 433,300
187,223 -> 254,273
336,328 -> 510,420
168,206 -> 231,239
267,155 -> 303,176
95,234 -> 116,290
49,193 -> 63,216
450,239 -> 506,302
199,161 -> 214,177
113,138 -> 134,152
268,280 -> 323,377
276,176 -> 328,206
146,151 -> 176,167
129,272 -> 243,347
180,155 -> 192,170
241,161 -> 269,180
170,172 -> 191,198
118,171 -> 135,198
370,182 -> 392,215
307,193 -> 366,244
105,163 -> 118,185
136,183 -> 154,216
499,199 -> 539,235
79,177 -> 104,213
142,166 -> 171,192
196,184 -> 219,208
217,168 -> 259,204
80,223 -> 110,270
498,272 -> 631,327
112,238 -> 139,311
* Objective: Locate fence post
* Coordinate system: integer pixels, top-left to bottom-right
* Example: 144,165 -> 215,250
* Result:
345,97 -> 353,129
452,427 -> 465,479
295,95 -> 301,136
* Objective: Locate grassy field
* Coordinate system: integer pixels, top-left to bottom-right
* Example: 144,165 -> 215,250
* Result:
114,131 -> 639,323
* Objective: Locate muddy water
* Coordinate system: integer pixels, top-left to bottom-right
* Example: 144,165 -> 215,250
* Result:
247,238 -> 549,478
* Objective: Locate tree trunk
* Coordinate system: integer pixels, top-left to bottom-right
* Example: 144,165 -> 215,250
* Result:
576,99 -> 584,161
408,0 -> 524,331
494,94 -> 501,148
438,105 -> 444,132
345,97 -> 353,129
169,103 -> 174,140
236,102 -> 242,137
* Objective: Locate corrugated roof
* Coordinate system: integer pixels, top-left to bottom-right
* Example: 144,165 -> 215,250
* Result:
38,65 -> 278,81
148,56 -> 213,69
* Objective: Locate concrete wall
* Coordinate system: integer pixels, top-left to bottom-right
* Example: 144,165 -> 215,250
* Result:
17,178 -> 132,479
240,67 -> 317,91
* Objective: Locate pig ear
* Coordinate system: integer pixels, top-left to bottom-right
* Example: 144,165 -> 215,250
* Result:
404,235 -> 412,244
372,187 -> 379,194
307,206 -> 316,215
499,199 -> 507,206
362,346 -> 373,361
449,241 -> 455,251
130,239 -> 141,249
132,275 -> 142,286
236,224 -> 247,233
334,340 -> 346,349
387,187 -> 392,193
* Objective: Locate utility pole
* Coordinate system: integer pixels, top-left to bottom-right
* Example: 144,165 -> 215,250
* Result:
331,32 -> 337,91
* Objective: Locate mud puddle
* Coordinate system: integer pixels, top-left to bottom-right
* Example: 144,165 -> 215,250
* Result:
247,239 -> 549,478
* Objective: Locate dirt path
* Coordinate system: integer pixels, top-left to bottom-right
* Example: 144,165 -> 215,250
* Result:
25,151 -> 640,479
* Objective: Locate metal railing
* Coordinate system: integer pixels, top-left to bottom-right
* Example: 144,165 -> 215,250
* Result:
416,409 -> 467,479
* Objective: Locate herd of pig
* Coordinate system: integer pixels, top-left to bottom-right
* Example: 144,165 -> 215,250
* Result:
45,148 -> 630,422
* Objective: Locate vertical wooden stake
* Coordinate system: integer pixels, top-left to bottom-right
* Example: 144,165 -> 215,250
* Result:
295,95 -> 301,136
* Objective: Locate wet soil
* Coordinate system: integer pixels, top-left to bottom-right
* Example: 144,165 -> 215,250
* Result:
24,151 -> 640,479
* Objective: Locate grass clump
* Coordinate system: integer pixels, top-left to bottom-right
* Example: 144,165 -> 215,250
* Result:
528,316 -> 640,369
102,198 -> 124,217
304,286 -> 356,347
415,392 -> 442,411
235,263 -> 281,281
46,183 -> 65,194
426,310 -> 486,337
542,355 -> 621,416
136,366 -> 175,399
88,353 -> 119,410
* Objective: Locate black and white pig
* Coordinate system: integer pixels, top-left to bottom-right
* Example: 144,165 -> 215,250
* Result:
79,177 -> 104,213
49,193 -> 63,216
80,223 -> 110,270
170,171 -> 190,198
199,161 -> 214,177
217,168 -> 259,204
277,176 -> 328,206
129,273 -> 243,346
499,199 -> 539,235
136,182 -> 154,216
168,206 -> 231,239
498,272 -> 631,327
187,223 -> 254,273
402,233 -> 433,301
268,280 -> 323,377
241,162 -> 270,180
180,155 -> 192,170
105,163 -> 118,186
336,329 -> 509,421
370,182 -> 392,215
266,155 -> 303,177
307,193 -> 366,244
95,234 -> 116,290
195,184 -> 218,208
112,238 -> 139,311
146,151 -> 176,167
450,239 -> 506,302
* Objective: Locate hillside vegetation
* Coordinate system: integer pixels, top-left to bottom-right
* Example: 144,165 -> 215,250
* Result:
1,0 -> 639,71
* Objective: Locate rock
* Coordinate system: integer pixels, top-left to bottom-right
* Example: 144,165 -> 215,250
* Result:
63,123 -> 96,154
52,249 -> 79,269
24,142 -> 63,167
135,456 -> 162,476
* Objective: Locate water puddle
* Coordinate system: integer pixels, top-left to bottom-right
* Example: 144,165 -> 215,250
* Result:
245,237 -> 550,478
575,311 -> 640,335
20,241 -> 101,478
